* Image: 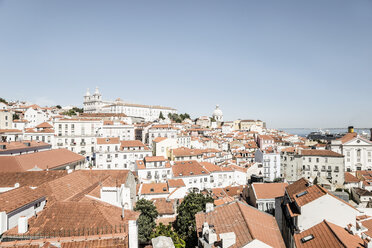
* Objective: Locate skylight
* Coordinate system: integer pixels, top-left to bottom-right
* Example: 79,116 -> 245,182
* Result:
301,234 -> 314,243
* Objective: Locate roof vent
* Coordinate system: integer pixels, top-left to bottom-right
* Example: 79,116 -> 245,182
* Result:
296,191 -> 308,198
202,171 -> 205,174
190,172 -> 194,175
301,234 -> 314,243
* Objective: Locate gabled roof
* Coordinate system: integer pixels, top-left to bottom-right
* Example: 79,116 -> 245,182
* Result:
35,122 -> 53,129
172,160 -> 209,177
300,149 -> 343,157
286,178 -> 309,201
120,140 -> 147,148
0,149 -> 85,172
336,132 -> 358,144
252,183 -> 288,200
294,220 -> 363,248
0,186 -> 45,213
195,201 -> 285,248
167,179 -> 185,188
97,137 -> 120,145
0,171 -> 67,187
153,137 -> 168,143
140,183 -> 169,195
4,199 -> 139,237
344,172 -> 360,183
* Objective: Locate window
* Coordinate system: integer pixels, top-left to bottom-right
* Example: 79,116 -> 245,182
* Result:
316,158 -> 319,163
308,158 -> 311,162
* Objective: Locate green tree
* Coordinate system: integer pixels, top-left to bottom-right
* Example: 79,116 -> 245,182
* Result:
0,97 -> 7,104
12,113 -> 20,120
174,193 -> 214,247
159,111 -> 165,120
72,107 -> 83,113
134,199 -> 158,244
56,105 -> 62,109
150,223 -> 186,248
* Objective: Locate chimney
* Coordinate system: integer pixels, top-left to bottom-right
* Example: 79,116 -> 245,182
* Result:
364,237 -> 372,248
128,220 -> 138,248
220,232 -> 236,248
206,203 -> 214,213
348,126 -> 354,133
18,216 -> 28,234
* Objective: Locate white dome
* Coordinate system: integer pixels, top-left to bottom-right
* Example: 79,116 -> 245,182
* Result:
213,105 -> 223,117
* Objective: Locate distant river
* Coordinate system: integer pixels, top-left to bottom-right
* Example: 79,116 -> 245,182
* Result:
279,128 -> 371,137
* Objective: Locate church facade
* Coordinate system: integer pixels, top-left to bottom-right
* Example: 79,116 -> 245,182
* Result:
83,88 -> 177,122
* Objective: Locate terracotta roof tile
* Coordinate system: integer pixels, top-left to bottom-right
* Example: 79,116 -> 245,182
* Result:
252,183 -> 288,199
195,201 -> 285,248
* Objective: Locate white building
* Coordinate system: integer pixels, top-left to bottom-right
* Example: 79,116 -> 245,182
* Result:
281,148 -> 345,189
95,138 -> 152,170
255,149 -> 281,181
152,137 -> 178,158
172,160 -> 211,193
200,162 -> 234,188
0,110 -> 13,129
247,182 -> 288,214
83,88 -> 177,122
98,120 -> 135,140
136,156 -> 172,183
24,106 -> 49,128
54,118 -> 102,158
147,124 -> 178,146
330,132 -> 372,171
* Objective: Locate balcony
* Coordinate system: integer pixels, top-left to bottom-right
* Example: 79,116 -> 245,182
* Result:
327,175 -> 332,179
162,174 -> 167,178
147,175 -> 152,179
57,143 -> 63,146
106,158 -> 112,162
327,169 -> 332,172
155,174 -> 160,179
80,142 -> 86,146
70,142 -> 76,146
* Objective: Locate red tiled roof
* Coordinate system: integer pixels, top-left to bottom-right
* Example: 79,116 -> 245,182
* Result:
344,172 -> 360,183
97,137 -> 120,145
252,183 -> 288,199
0,186 -> 45,213
195,201 -> 285,248
300,149 -> 343,157
140,183 -> 169,195
167,179 -> 185,188
153,137 -> 168,143
35,122 -> 53,129
294,220 -> 363,248
144,156 -> 167,162
172,160 -> 209,177
0,149 -> 85,172
0,171 -> 67,187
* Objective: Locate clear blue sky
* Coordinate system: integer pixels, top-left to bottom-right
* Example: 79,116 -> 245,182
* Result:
0,0 -> 371,128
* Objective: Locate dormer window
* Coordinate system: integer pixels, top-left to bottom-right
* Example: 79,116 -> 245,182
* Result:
150,188 -> 154,192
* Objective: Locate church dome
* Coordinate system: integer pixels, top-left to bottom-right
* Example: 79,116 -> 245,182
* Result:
213,105 -> 223,117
